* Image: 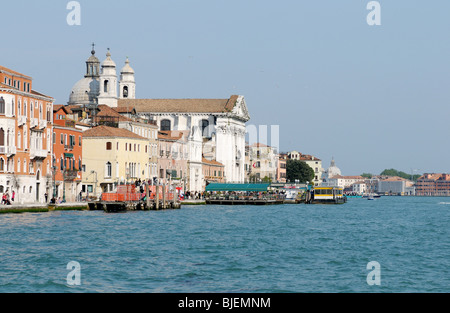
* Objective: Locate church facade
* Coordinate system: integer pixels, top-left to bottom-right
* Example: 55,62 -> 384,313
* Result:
68,47 -> 250,191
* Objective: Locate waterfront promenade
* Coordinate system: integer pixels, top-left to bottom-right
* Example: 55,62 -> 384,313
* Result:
0,202 -> 89,214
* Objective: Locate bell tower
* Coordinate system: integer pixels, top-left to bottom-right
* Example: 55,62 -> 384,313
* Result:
98,49 -> 118,107
119,57 -> 136,99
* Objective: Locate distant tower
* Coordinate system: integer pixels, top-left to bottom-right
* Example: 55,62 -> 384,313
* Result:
86,43 -> 100,79
119,57 -> 136,99
98,49 -> 118,107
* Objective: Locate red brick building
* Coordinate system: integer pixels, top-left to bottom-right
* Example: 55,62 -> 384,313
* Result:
52,105 -> 83,202
416,173 -> 450,196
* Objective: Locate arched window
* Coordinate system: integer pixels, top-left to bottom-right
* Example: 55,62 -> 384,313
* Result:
0,128 -> 4,146
0,97 -> 5,115
201,119 -> 210,137
105,162 -> 112,178
104,80 -> 109,93
0,158 -> 4,172
161,119 -> 171,131
123,86 -> 128,98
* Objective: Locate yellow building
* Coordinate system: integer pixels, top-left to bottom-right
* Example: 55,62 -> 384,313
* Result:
82,125 -> 149,198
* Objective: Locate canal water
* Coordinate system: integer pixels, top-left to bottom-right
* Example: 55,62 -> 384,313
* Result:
0,196 -> 449,293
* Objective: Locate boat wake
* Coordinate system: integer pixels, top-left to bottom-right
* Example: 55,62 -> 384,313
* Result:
438,202 -> 450,205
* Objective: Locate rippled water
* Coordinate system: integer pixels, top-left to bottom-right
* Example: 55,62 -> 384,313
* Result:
0,197 -> 449,293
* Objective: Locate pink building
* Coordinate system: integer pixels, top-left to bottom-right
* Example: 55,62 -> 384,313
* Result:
158,130 -> 188,188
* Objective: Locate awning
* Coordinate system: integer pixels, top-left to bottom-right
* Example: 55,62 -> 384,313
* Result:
64,153 -> 74,158
205,183 -> 270,192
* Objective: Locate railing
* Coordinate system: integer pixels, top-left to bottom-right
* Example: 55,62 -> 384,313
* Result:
18,115 -> 26,126
64,170 -> 79,180
0,146 -> 17,156
39,119 -> 47,129
30,149 -> 48,159
30,118 -> 38,128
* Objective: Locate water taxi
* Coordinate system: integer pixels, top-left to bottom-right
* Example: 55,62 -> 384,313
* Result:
306,187 -> 347,204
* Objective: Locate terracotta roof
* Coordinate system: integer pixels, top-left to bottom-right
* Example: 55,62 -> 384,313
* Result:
158,130 -> 188,142
202,158 -> 224,167
382,176 -> 409,182
96,105 -> 133,122
66,104 -> 82,113
117,95 -> 239,114
0,65 -> 32,79
53,104 -> 70,114
83,125 -> 146,140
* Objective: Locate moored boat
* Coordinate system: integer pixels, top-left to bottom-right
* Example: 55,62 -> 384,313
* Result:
306,187 -> 347,204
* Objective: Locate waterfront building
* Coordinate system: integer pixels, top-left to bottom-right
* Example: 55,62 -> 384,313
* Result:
0,65 -> 53,204
378,176 -> 414,195
157,130 -> 188,191
325,175 -> 366,189
276,153 -> 287,183
67,47 -> 250,190
202,158 -> 225,188
95,105 -> 159,182
246,143 -> 278,183
287,151 -> 323,185
351,181 -> 367,194
81,125 -> 149,198
52,105 -> 83,202
415,173 -> 450,196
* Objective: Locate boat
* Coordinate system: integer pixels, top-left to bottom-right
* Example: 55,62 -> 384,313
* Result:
306,187 -> 347,204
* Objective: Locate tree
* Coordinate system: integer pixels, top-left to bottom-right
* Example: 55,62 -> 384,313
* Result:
286,159 -> 315,184
380,169 -> 421,181
361,173 -> 373,179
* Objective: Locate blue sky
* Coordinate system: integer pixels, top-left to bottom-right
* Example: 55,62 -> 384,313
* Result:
1,0 -> 450,175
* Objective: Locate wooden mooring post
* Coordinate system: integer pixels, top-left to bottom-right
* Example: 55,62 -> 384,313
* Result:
156,184 -> 160,210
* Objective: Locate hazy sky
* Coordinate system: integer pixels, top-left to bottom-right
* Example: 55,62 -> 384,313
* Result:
1,0 -> 450,176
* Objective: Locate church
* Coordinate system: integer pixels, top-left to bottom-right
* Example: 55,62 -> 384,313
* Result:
68,46 -> 251,191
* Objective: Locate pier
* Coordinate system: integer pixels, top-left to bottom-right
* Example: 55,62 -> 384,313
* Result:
88,200 -> 181,213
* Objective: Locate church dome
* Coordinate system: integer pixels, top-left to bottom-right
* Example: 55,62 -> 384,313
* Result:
68,77 -> 100,105
327,158 -> 341,178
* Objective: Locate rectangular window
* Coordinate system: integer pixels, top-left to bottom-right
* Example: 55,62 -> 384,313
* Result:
79,136 -> 82,146
60,134 -> 64,144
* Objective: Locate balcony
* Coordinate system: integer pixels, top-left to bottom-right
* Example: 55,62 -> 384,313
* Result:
64,170 -> 79,181
30,148 -> 48,159
0,146 -> 17,156
30,118 -> 38,128
38,119 -> 47,129
17,116 -> 26,126
64,145 -> 74,151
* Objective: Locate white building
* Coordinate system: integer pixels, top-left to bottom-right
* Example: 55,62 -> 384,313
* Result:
67,47 -> 250,191
245,143 -> 278,182
352,181 -> 367,194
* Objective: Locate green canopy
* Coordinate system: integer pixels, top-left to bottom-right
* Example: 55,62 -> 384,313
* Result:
205,183 -> 270,192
